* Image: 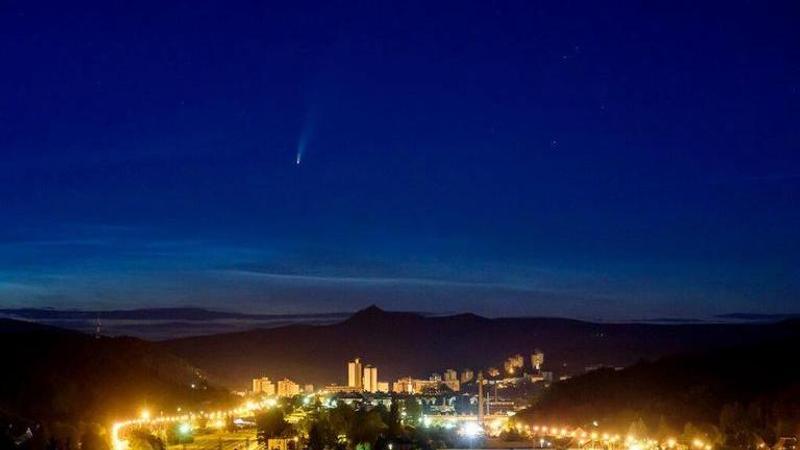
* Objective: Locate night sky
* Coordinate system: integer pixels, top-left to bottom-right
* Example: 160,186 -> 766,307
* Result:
1,1 -> 798,319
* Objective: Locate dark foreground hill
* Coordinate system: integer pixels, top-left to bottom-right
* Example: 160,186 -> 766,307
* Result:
518,330 -> 800,445
161,306 -> 800,388
0,319 -> 233,427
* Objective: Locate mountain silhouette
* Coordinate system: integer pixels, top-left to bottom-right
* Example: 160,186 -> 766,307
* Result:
161,307 -> 800,388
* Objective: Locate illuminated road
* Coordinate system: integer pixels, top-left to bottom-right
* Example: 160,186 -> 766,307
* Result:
112,401 -> 268,450
112,400 -> 714,450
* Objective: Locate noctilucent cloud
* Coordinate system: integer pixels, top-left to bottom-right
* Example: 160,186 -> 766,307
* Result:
1,1 -> 798,319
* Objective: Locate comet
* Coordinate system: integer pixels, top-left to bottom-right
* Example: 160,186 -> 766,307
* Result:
295,117 -> 314,166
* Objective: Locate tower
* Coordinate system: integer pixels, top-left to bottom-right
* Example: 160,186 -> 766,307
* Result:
363,365 -> 378,392
477,371 -> 484,424
348,358 -> 363,389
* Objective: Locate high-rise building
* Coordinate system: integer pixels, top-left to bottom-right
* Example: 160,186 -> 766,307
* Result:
376,381 -> 390,393
443,369 -> 458,381
277,378 -> 300,397
460,369 -> 474,383
363,365 -> 378,392
252,377 -> 275,395
504,354 -> 525,374
348,358 -> 363,389
531,350 -> 545,371
429,373 -> 442,382
304,384 -> 315,394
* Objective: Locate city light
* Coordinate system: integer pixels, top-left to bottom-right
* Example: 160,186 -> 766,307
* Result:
458,421 -> 484,438
107,353 -> 729,450
178,423 -> 192,435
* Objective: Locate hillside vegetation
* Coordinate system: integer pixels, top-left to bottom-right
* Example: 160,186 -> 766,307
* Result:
520,326 -> 800,447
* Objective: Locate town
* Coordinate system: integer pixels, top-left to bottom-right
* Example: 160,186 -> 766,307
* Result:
109,350 -> 747,450
249,350 -> 549,415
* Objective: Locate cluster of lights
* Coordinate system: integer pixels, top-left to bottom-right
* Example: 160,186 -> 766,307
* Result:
416,412 -> 510,437
112,396 -> 291,450
693,438 -> 713,450
114,399 -> 715,450
529,423 -> 712,450
458,421 -> 484,438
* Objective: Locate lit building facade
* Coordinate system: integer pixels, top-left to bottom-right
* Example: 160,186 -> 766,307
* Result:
531,350 -> 544,370
363,365 -> 378,392
392,377 -> 439,394
348,358 -> 363,389
252,376 -> 275,395
277,378 -> 300,397
504,354 -> 525,374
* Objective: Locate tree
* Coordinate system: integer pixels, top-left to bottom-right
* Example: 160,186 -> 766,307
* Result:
402,399 -> 422,426
257,409 -> 293,444
307,422 -> 336,450
349,409 -> 386,447
382,402 -> 403,439
654,416 -> 677,441
627,418 -> 649,439
328,403 -> 355,438
127,430 -> 165,450
682,423 -> 722,448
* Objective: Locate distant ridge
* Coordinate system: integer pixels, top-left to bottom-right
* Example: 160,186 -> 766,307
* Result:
0,318 -> 74,334
715,312 -> 800,321
341,305 -> 428,326
0,307 -> 382,339
162,306 -> 800,389
0,307 -> 347,321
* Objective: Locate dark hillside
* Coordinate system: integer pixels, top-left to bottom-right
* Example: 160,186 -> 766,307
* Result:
0,319 -> 233,426
518,328 -> 800,445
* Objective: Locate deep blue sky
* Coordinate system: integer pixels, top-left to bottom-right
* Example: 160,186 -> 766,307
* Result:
1,1 -> 798,319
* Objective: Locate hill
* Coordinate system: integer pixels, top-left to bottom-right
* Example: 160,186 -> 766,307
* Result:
517,330 -> 800,445
0,307 -> 349,340
0,307 -> 346,321
161,306 -> 800,388
0,318 -> 233,427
